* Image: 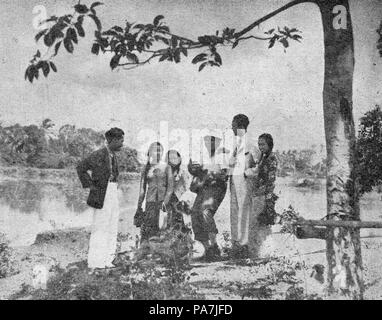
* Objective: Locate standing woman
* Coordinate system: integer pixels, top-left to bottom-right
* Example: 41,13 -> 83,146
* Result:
136,142 -> 174,242
166,149 -> 189,228
248,133 -> 278,259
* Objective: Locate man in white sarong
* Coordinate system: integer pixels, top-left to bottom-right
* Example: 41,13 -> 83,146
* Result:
76,127 -> 124,269
229,114 -> 261,258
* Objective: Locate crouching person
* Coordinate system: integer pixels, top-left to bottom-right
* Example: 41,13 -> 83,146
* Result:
76,127 -> 124,270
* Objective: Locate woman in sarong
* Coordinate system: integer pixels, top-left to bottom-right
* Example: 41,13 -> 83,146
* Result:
136,142 -> 174,242
166,149 -> 190,229
248,133 -> 278,259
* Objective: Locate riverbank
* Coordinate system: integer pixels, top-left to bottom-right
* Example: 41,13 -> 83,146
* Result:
1,169 -> 382,299
0,166 -> 140,183
2,226 -> 382,300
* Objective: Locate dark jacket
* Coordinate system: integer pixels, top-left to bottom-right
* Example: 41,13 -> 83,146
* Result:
76,147 -> 119,209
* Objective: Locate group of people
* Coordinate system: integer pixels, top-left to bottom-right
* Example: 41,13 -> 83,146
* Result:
77,113 -> 277,270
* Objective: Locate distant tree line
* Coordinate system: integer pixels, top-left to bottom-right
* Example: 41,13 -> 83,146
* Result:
275,105 -> 382,196
274,147 -> 326,178
0,119 -> 140,172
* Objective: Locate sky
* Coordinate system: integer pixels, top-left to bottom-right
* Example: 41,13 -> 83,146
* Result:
0,0 -> 381,155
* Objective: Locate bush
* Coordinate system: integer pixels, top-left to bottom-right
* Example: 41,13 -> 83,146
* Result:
27,152 -> 62,169
57,154 -> 80,169
0,233 -> 17,278
11,229 -> 202,300
357,105 -> 382,194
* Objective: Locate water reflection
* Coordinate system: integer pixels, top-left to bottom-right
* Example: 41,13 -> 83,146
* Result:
0,176 -> 381,247
0,177 -> 140,246
0,180 -> 43,214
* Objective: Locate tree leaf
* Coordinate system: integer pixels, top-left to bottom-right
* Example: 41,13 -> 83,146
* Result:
43,31 -> 55,47
64,37 -> 74,53
33,67 -> 39,80
133,24 -> 145,30
171,36 -> 177,48
42,16 -> 58,24
102,30 -> 119,37
90,2 -> 104,10
159,54 -> 168,62
77,15 -> 84,24
89,14 -> 102,32
41,61 -> 50,77
180,47 -> 187,57
75,22 -> 85,37
74,4 -> 89,14
198,62 -> 207,72
158,25 -> 170,33
35,29 -> 48,42
191,53 -> 207,64
53,41 -> 62,56
154,35 -> 169,45
280,38 -> 289,48
126,52 -> 138,64
268,38 -> 276,49
153,15 -> 164,26
111,25 -> 124,33
110,54 -> 121,70
91,43 -> 100,55
232,40 -> 239,49
49,61 -> 57,72
67,28 -> 78,44
27,66 -> 36,82
25,66 -> 31,81
292,34 -> 302,42
174,49 -> 181,63
214,52 -> 222,65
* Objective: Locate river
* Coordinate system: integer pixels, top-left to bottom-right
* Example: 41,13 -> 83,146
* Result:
0,172 -> 381,250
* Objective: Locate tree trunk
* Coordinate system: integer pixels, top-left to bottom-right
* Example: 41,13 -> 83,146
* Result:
316,0 -> 364,299
235,0 -> 364,298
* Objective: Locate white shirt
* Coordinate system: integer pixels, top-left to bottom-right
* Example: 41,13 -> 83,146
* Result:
231,133 -> 260,176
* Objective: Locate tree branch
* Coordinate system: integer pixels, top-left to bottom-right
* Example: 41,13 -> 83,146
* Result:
234,0 -> 312,39
237,35 -> 272,42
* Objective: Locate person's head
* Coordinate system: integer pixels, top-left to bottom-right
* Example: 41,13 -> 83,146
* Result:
167,149 -> 182,167
147,142 -> 164,164
232,114 -> 249,137
105,127 -> 124,152
167,149 -> 182,174
204,135 -> 222,158
258,133 -> 274,155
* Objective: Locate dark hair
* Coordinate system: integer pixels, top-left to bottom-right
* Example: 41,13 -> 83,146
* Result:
166,150 -> 182,175
259,133 -> 274,152
232,114 -> 250,129
105,127 -> 124,143
147,142 -> 164,156
143,142 -> 164,179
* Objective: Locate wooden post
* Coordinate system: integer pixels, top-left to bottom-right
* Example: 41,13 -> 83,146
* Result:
295,219 -> 382,229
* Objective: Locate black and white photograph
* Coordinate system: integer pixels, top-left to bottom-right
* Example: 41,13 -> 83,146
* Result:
0,0 -> 381,302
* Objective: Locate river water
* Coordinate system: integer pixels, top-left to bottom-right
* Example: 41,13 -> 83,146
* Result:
0,173 -> 381,249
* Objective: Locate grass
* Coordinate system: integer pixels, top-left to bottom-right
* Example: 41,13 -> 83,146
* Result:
10,228 -> 204,300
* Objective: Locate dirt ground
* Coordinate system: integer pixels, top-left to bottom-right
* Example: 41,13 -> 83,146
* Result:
2,228 -> 382,300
